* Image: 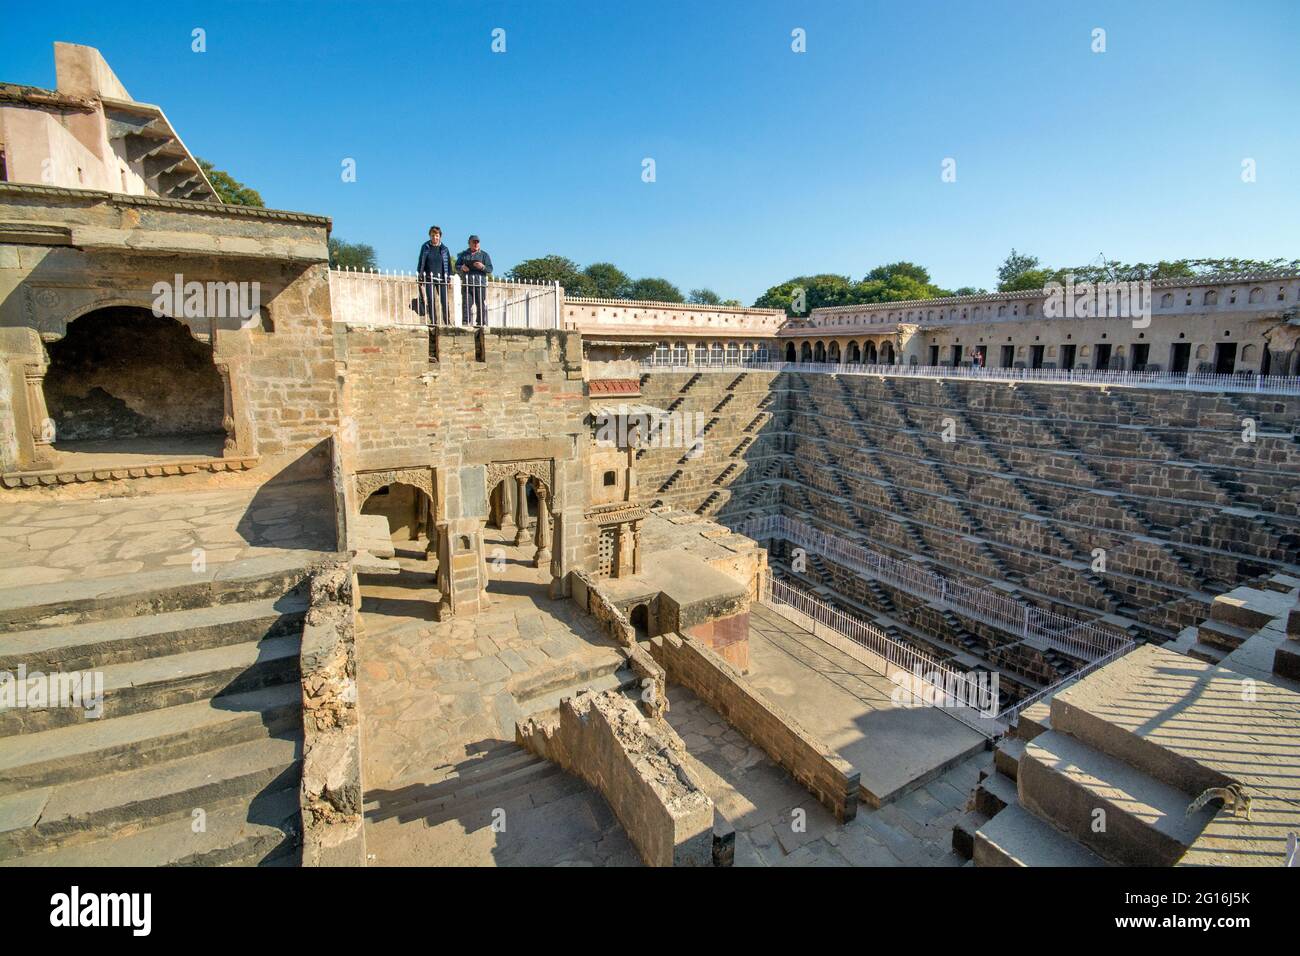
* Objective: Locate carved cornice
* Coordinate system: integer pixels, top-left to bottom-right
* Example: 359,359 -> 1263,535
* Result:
485,459 -> 552,495
355,467 -> 433,502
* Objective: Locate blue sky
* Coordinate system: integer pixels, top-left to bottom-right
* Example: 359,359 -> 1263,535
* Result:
4,0 -> 1297,303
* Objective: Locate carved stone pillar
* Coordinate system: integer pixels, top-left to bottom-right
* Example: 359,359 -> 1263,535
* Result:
499,480 -> 515,530
631,519 -> 643,575
513,474 -> 530,546
23,363 -> 56,469
612,522 -> 626,578
434,522 -> 453,620
533,486 -> 551,568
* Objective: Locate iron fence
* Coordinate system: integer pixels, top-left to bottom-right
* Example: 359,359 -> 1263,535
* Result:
641,357 -> 1300,395
742,514 -> 1132,662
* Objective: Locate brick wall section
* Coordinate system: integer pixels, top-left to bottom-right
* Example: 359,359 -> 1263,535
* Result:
648,632 -> 860,822
339,326 -> 592,578
516,689 -> 714,866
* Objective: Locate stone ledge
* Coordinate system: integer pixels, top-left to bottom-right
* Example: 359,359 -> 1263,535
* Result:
0,456 -> 258,488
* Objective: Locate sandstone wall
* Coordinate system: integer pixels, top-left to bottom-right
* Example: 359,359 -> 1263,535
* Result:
516,689 -> 714,866
649,632 -> 860,822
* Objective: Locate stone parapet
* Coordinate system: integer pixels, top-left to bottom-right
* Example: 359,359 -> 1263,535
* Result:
516,689 -> 715,866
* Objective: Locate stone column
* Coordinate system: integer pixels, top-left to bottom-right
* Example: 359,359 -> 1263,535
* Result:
533,486 -> 551,568
434,522 -> 453,620
631,519 -> 643,575
499,480 -> 516,530
513,474 -> 530,546
23,363 -> 56,469
612,522 -> 626,578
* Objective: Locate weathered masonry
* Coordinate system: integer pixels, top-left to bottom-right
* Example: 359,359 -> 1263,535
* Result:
1,40 -> 1297,869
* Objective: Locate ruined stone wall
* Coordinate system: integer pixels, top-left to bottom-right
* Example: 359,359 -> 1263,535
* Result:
516,689 -> 714,866
300,563 -> 365,867
649,632 -> 860,821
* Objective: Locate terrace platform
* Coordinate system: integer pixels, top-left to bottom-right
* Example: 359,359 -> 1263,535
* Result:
745,604 -> 987,807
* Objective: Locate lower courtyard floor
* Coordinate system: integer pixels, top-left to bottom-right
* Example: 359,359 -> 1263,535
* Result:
355,530 -> 991,866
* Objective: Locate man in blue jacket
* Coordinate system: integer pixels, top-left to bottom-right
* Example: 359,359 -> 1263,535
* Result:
417,226 -> 454,324
456,235 -> 493,327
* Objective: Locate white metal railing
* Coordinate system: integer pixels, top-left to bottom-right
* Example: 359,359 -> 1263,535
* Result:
994,642 -> 1134,724
641,358 -> 1300,395
328,268 -> 562,329
762,575 -> 1002,735
742,514 -> 1133,662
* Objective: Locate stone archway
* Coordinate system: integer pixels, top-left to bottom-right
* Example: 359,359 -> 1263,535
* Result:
485,460 -> 557,572
41,306 -> 227,461
354,468 -> 440,620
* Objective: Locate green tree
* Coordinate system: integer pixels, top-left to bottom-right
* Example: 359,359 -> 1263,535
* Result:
328,238 -> 377,270
624,277 -> 684,302
864,261 -> 932,285
753,274 -> 858,316
997,249 -> 1042,290
582,262 -> 631,298
506,254 -> 594,294
197,159 -> 264,207
688,288 -> 722,305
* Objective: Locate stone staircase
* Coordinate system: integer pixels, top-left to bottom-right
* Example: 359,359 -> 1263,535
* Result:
953,636 -> 1300,867
0,558 -> 311,866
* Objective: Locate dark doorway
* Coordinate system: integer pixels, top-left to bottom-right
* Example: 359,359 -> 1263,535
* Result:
951,344 -> 963,366
1030,345 -> 1045,369
1000,345 -> 1014,368
44,307 -> 225,446
1060,344 -> 1076,370
1131,343 -> 1150,371
973,345 -> 987,367
630,603 -> 649,635
1093,344 -> 1112,370
785,342 -> 796,362
1214,342 -> 1238,375
1170,342 -> 1191,374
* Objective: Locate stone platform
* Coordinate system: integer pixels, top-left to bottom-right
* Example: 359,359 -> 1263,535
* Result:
0,480 -> 336,590
745,604 -> 988,807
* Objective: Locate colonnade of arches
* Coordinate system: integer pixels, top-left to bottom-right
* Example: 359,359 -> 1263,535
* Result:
785,338 -> 897,365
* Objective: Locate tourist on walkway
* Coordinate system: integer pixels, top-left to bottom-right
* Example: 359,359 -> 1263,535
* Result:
457,235 -> 493,327
416,226 -> 454,324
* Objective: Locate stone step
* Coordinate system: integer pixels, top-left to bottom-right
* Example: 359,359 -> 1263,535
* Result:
1196,618 -> 1257,652
1014,700 -> 1052,741
951,809 -> 989,860
0,682 -> 301,796
0,594 -> 308,673
3,784 -> 301,867
973,803 -> 1107,867
517,665 -> 639,720
974,766 -> 1017,817
0,733 -> 300,860
0,554 -> 313,633
1018,730 -> 1213,866
365,746 -> 566,824
0,634 -> 301,736
993,737 -> 1026,781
